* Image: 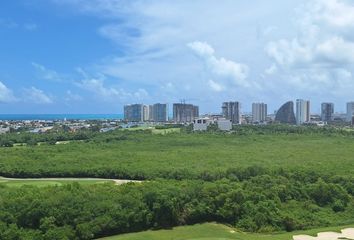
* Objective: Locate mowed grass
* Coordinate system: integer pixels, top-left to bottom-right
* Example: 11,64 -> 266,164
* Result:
1,132 -> 354,178
97,222 -> 354,240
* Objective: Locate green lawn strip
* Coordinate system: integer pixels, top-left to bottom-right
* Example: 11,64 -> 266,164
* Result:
97,223 -> 354,240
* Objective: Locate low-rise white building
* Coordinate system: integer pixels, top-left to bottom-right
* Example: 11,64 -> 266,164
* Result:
193,117 -> 212,131
217,119 -> 232,131
0,127 -> 10,134
193,117 -> 232,131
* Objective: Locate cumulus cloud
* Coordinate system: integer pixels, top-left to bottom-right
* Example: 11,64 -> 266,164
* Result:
49,0 -> 354,111
265,0 -> 354,100
0,81 -> 17,103
77,77 -> 148,102
208,80 -> 224,92
32,62 -> 63,82
188,41 -> 250,88
23,87 -> 53,104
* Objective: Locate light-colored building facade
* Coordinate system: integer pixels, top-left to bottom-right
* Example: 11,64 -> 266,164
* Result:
173,103 -> 199,123
143,105 -> 150,122
296,99 -> 310,125
321,103 -> 334,122
222,102 -> 241,124
192,117 -> 232,131
193,117 -> 212,131
252,103 -> 267,123
124,104 -> 144,122
217,119 -> 232,131
347,102 -> 354,122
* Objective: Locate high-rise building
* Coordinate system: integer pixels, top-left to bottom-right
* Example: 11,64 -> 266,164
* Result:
275,101 -> 296,124
148,105 -> 154,121
296,99 -> 310,125
152,103 -> 168,122
347,102 -> 354,122
124,104 -> 144,122
252,103 -> 267,123
222,102 -> 241,124
173,103 -> 199,123
143,105 -> 151,122
321,103 -> 334,122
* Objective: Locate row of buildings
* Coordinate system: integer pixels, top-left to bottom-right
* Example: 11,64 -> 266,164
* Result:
124,101 -> 354,125
124,103 -> 199,123
124,103 -> 169,122
276,100 -> 354,125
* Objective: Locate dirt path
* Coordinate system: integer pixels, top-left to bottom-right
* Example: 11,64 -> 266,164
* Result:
0,176 -> 142,185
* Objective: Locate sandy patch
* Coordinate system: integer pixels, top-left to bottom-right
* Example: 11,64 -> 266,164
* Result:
293,228 -> 354,240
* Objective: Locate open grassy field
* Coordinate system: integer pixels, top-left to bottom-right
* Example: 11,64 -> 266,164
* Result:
1,130 -> 354,179
97,222 -> 354,240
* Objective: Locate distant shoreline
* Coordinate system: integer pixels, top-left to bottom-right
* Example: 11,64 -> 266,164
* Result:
0,114 -> 124,121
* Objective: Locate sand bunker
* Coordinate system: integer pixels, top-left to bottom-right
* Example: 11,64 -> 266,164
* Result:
293,228 -> 354,240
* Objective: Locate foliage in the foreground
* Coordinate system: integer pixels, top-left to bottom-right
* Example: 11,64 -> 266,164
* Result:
0,173 -> 354,240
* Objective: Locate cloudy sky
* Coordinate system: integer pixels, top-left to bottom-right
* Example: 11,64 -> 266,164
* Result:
1,0 -> 354,114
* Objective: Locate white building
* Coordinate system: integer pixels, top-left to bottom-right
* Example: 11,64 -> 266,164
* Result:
346,102 -> 354,122
143,105 -> 151,122
193,117 -> 212,131
296,99 -> 310,125
217,119 -> 232,131
252,103 -> 267,123
0,127 -> 10,134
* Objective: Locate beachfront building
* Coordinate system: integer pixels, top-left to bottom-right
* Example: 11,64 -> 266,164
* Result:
222,101 -> 241,124
347,102 -> 354,122
252,102 -> 267,123
124,104 -> 144,122
296,99 -> 310,125
152,103 -> 168,122
275,101 -> 296,124
143,105 -> 150,122
321,103 -> 334,122
173,103 -> 199,123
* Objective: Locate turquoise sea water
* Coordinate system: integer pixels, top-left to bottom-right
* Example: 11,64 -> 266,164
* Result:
0,114 -> 123,120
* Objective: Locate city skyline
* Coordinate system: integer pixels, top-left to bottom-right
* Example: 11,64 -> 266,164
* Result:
1,1 -> 354,114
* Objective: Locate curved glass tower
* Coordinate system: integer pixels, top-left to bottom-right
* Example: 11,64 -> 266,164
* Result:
275,101 -> 296,124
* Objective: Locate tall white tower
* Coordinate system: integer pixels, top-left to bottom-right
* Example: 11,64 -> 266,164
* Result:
296,99 -> 310,125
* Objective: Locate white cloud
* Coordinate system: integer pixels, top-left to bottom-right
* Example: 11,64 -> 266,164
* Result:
208,80 -> 224,92
77,77 -> 149,102
23,87 -> 53,104
0,81 -> 17,103
32,62 -> 62,81
50,0 -> 354,112
265,0 -> 354,101
188,41 -> 250,88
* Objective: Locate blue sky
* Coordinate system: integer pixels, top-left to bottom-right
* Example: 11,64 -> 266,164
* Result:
1,0 -> 354,114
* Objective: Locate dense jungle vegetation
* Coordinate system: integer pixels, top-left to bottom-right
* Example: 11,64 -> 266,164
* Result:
1,125 -> 354,239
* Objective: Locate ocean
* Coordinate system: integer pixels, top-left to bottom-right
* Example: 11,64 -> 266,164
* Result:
0,114 -> 124,121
